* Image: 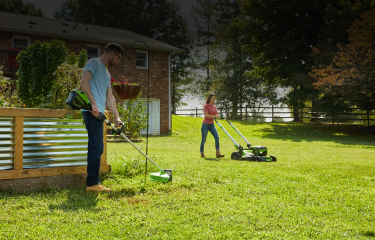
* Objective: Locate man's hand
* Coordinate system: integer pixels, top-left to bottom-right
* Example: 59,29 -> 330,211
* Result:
120,75 -> 128,83
90,104 -> 100,117
115,117 -> 123,128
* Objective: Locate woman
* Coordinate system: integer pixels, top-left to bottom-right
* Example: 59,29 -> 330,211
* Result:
200,93 -> 225,158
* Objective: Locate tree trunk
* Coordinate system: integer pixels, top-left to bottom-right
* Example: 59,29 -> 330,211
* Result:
293,106 -> 300,122
310,98 -> 318,122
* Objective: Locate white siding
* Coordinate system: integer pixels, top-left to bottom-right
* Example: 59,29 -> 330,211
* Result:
138,98 -> 160,135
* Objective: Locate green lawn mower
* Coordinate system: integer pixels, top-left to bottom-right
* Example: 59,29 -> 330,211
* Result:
66,89 -> 171,182
214,116 -> 276,162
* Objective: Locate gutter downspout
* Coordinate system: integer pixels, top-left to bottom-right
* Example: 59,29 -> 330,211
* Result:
169,51 -> 175,132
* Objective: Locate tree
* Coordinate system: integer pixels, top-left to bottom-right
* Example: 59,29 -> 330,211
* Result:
311,7 -> 375,111
191,0 -> 221,93
0,0 -> 44,17
237,0 -> 337,121
236,0 -> 375,121
16,40 -> 68,108
210,0 -> 275,118
189,0 -> 279,118
54,0 -> 193,111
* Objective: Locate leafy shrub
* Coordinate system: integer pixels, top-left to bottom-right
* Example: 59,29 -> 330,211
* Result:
16,40 -> 68,108
0,66 -> 23,108
66,52 -> 78,65
42,49 -> 88,109
116,96 -> 150,139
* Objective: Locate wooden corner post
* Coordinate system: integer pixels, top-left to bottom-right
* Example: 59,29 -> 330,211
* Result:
14,116 -> 24,170
100,121 -> 107,166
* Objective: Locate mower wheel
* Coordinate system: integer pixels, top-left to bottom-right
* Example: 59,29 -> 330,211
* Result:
271,155 -> 277,162
231,152 -> 239,160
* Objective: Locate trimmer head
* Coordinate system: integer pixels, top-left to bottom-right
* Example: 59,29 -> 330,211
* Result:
149,171 -> 170,182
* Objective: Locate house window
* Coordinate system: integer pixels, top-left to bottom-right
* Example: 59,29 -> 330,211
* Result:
136,50 -> 148,69
86,44 -> 100,59
12,35 -> 31,50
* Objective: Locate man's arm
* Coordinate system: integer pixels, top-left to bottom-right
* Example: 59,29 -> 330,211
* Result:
80,71 -> 100,116
106,86 -> 122,127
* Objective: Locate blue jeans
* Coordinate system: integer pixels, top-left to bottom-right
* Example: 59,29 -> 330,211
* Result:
83,111 -> 104,187
200,123 -> 220,153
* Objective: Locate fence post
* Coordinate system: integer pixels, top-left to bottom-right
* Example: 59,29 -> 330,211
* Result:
14,116 -> 24,170
272,105 -> 274,123
367,109 -> 370,127
332,114 -> 335,125
196,107 -> 198,118
245,107 -> 247,121
240,106 -> 243,121
301,108 -> 303,123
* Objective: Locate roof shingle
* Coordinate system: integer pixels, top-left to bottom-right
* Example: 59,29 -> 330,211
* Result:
0,11 -> 182,52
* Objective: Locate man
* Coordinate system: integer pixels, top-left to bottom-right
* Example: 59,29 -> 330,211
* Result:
80,42 -> 127,192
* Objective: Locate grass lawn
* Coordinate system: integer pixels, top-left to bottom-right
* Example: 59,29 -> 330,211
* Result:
1,115 -> 374,239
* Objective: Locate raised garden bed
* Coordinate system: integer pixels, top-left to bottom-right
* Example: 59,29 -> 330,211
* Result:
0,108 -> 110,191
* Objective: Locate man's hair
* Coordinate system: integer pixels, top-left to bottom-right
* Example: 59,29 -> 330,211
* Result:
206,93 -> 215,104
104,42 -> 124,57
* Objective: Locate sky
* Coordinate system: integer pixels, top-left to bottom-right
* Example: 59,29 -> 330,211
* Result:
25,0 -> 201,109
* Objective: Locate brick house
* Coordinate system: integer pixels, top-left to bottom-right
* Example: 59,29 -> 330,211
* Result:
0,11 -> 181,135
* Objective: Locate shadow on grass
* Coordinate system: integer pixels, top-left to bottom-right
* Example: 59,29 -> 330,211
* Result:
0,187 -> 99,212
47,187 -> 99,211
236,121 -> 375,146
204,157 -> 221,161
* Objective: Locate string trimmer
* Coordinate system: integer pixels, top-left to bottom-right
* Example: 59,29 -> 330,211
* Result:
214,116 -> 276,162
66,89 -> 170,182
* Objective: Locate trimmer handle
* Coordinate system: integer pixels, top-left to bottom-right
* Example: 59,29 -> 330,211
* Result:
111,122 -> 124,136
96,112 -> 107,122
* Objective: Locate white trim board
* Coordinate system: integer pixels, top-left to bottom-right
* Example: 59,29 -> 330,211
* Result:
138,98 -> 160,135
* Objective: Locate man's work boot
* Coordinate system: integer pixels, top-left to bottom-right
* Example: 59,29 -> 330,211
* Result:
86,184 -> 111,193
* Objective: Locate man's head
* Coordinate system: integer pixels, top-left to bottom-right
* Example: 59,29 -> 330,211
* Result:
104,42 -> 124,67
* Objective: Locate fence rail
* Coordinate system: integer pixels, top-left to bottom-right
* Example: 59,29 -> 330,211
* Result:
175,106 -> 375,126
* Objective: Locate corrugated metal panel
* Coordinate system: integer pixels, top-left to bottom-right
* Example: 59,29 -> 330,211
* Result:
0,117 -> 14,170
22,118 -> 88,169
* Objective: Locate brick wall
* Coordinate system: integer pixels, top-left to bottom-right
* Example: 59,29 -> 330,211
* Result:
0,30 -> 171,134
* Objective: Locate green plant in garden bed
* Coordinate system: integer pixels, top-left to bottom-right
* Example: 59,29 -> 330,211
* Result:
115,95 -> 149,139
0,66 -> 23,108
45,50 -> 88,109
0,116 -> 374,239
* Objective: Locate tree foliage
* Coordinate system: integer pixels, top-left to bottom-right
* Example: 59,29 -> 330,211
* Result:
188,0 -> 280,117
232,0 -> 375,118
16,40 -> 68,107
190,0 -> 221,92
0,0 -> 44,17
311,7 -> 375,110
